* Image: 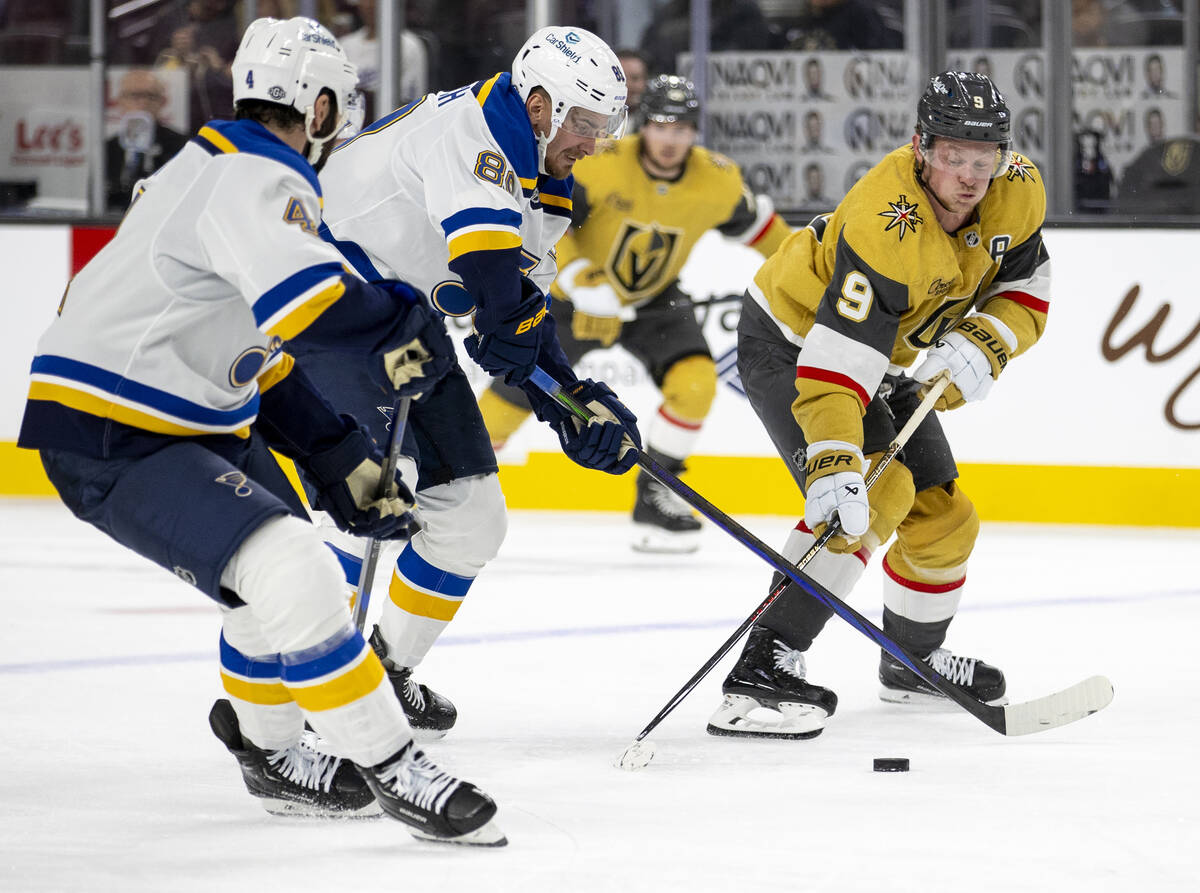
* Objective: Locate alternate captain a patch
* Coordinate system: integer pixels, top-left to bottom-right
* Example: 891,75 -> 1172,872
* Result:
879,194 -> 923,241
283,197 -> 319,236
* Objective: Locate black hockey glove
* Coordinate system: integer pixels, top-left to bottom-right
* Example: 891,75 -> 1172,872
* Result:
372,281 -> 456,399
464,282 -> 548,386
530,378 -> 642,475
298,423 -> 416,539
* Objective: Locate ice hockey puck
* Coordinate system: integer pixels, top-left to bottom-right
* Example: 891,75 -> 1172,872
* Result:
873,757 -> 910,772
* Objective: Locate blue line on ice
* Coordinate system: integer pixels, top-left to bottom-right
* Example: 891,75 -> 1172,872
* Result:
3,587 -> 1196,675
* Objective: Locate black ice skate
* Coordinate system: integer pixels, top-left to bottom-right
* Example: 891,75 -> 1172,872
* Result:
878,647 -> 1008,707
370,626 -> 457,740
208,698 -> 380,818
706,627 -> 838,739
632,470 -> 701,553
356,741 -> 507,847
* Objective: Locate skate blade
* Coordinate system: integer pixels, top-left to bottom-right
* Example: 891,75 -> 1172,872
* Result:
410,819 -> 508,847
878,685 -> 1009,709
631,524 -> 701,554
705,694 -> 828,740
261,798 -> 383,819
411,727 -> 449,743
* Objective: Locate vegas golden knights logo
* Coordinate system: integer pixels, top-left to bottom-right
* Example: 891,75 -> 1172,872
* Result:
607,221 -> 683,300
906,295 -> 974,350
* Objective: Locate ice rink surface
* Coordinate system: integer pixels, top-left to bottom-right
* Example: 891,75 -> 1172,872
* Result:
2,499 -> 1198,892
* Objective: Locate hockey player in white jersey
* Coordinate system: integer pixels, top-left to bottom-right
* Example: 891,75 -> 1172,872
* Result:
289,26 -> 642,735
18,17 -> 505,847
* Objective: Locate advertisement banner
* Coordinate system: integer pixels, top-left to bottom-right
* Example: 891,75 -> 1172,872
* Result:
684,49 -> 1187,216
0,67 -> 189,211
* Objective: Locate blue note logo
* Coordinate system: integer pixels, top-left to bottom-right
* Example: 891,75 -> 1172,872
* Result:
215,471 -> 253,497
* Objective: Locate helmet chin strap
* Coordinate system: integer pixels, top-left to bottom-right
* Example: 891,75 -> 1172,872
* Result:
536,120 -> 559,176
303,105 -> 345,166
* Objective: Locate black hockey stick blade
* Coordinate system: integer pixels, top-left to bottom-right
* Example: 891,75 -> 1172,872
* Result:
352,395 -> 411,631
528,367 -> 1114,740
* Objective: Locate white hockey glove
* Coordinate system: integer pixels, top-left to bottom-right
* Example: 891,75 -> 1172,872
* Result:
914,313 -> 1016,410
803,440 -> 870,547
558,258 -> 634,347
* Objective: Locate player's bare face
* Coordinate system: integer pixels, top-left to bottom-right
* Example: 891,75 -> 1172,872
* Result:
640,121 -> 697,176
918,137 -> 1000,217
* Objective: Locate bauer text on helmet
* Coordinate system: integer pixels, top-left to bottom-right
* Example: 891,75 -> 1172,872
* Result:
916,70 -> 1012,180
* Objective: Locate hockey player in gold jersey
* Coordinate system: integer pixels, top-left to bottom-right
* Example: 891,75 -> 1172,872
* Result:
480,75 -> 790,552
708,71 -> 1051,739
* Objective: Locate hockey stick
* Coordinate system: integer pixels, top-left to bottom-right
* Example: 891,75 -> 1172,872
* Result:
528,367 -> 1113,761
351,395 -> 412,632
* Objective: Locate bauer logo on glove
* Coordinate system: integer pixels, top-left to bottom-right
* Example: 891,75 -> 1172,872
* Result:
514,303 -> 547,335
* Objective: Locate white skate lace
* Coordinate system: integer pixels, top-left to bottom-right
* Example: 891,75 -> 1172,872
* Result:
402,674 -> 427,712
377,747 -> 459,813
266,740 -> 343,793
772,640 -> 807,680
647,480 -> 693,519
925,648 -> 977,686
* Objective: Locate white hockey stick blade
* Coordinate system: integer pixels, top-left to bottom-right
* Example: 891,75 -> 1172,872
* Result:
615,739 -> 656,771
1001,675 -> 1114,736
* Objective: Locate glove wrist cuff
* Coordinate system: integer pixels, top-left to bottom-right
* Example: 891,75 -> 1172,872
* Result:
952,313 -> 1015,379
803,439 -> 864,484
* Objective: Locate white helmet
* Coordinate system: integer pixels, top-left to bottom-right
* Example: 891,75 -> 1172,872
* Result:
511,26 -> 628,168
231,17 -> 359,164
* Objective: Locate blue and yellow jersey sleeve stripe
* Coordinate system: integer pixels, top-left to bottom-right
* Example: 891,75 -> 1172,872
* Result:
256,350 -> 294,394
254,261 -> 349,341
442,207 -> 523,262
537,176 -> 574,219
26,354 -> 258,438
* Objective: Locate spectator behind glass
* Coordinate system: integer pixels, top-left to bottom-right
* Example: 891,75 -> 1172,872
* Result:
339,0 -> 429,122
154,1 -> 236,132
784,0 -> 901,50
616,48 -> 650,122
1072,0 -> 1151,47
105,68 -> 189,212
639,0 -> 783,77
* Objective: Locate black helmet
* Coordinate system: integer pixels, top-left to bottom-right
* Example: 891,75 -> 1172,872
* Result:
640,74 -> 700,127
917,71 -> 1010,147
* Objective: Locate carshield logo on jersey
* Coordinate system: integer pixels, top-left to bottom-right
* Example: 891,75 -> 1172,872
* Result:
878,194 -> 923,241
607,220 -> 683,300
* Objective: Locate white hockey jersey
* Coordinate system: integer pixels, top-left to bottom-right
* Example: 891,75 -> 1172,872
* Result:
20,119 -> 358,456
318,72 -> 574,325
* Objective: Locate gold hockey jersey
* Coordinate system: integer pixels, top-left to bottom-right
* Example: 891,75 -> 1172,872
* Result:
750,144 -> 1050,448
553,135 -> 789,307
